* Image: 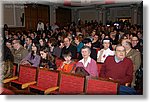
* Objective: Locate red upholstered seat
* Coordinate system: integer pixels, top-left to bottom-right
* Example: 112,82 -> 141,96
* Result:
58,72 -> 85,94
55,58 -> 63,68
29,69 -> 59,94
10,65 -> 37,89
85,78 -> 118,95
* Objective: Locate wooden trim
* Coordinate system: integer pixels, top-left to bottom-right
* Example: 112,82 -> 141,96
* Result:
44,87 -> 59,95
3,76 -> 18,84
21,81 -> 36,89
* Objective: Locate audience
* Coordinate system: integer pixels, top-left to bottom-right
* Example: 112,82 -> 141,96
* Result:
3,19 -> 143,94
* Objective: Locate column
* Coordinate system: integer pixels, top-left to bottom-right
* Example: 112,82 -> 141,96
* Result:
49,5 -> 57,25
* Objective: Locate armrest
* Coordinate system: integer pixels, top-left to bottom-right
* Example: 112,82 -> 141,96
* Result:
44,86 -> 59,95
22,81 -> 36,89
2,76 -> 18,83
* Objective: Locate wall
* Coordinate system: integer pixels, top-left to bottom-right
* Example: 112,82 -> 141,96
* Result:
3,4 -> 25,27
78,9 -> 98,22
109,7 -> 131,22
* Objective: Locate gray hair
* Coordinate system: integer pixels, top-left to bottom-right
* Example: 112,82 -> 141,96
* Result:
81,46 -> 91,54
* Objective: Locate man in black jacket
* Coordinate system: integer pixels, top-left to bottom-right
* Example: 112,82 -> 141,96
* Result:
61,37 -> 77,59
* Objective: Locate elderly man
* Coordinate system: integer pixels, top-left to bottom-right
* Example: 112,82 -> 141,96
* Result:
100,44 -> 133,85
121,39 -> 141,87
11,38 -> 28,64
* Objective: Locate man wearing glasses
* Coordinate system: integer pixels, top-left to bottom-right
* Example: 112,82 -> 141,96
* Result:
100,44 -> 133,86
11,38 -> 28,64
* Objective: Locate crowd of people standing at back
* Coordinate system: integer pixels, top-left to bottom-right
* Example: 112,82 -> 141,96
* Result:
3,20 -> 143,92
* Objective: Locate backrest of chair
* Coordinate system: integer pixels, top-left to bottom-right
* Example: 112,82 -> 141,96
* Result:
55,58 -> 63,68
13,63 -> 18,76
85,78 -> 118,95
37,69 -> 59,89
18,65 -> 37,83
97,63 -> 102,77
59,72 -> 85,94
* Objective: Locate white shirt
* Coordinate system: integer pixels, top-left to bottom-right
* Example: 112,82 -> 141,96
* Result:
79,57 -> 91,68
37,22 -> 44,31
97,48 -> 114,63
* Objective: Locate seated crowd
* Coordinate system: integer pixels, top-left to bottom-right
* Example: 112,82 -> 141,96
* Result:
3,20 -> 143,94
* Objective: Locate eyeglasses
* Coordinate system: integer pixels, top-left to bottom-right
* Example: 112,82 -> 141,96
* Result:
132,40 -> 138,41
116,50 -> 125,53
12,42 -> 17,45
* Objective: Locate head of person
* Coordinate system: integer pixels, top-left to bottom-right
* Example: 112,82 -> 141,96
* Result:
12,38 -> 21,50
64,37 -> 71,48
137,31 -> 142,39
39,38 -> 46,46
47,38 -> 56,47
5,40 -> 12,49
62,51 -> 72,62
102,38 -> 111,50
31,43 -> 39,53
81,46 -> 91,59
115,44 -> 126,61
26,36 -> 32,45
91,29 -> 96,37
30,32 -> 35,39
131,35 -> 139,47
39,47 -> 49,59
121,39 -> 132,51
93,33 -> 99,41
82,38 -> 92,48
74,35 -> 83,45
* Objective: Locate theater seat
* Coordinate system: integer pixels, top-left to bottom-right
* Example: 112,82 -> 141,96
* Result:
3,63 -> 18,84
85,78 -> 118,95
29,69 -> 59,95
57,72 -> 85,94
10,65 -> 37,89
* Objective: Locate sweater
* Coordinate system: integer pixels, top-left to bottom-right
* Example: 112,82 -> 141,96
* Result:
76,58 -> 98,77
100,56 -> 133,85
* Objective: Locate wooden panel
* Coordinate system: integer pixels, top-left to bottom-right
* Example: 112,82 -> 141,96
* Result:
56,7 -> 71,27
25,4 -> 49,31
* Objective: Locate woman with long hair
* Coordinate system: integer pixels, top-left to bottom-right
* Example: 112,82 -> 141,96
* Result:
39,47 -> 56,70
20,43 -> 41,67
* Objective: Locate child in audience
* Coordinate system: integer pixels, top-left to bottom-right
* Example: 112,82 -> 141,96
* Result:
57,51 -> 76,73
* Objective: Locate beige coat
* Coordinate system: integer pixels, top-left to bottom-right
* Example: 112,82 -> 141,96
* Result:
126,49 -> 141,86
11,46 -> 28,64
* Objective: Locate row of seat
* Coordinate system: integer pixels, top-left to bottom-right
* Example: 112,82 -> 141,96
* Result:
2,64 -> 118,95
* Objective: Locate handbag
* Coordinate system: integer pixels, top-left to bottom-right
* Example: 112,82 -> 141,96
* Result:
75,67 -> 90,76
